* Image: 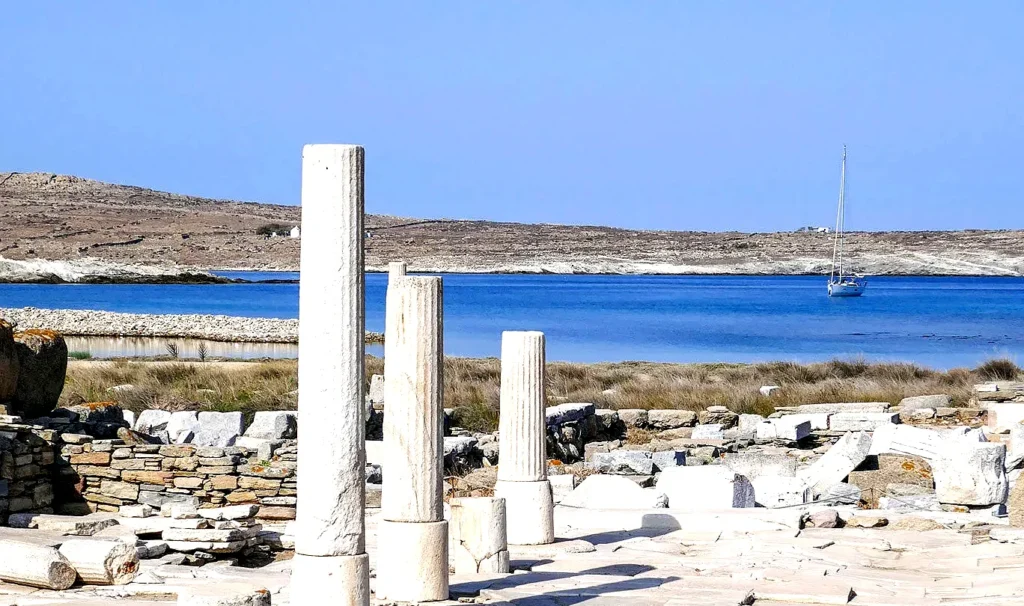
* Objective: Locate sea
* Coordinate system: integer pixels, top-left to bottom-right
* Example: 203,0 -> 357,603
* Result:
2,273 -> 1022,369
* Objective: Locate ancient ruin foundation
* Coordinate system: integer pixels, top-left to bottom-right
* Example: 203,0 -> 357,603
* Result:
290,144 -> 370,606
494,330 -> 555,545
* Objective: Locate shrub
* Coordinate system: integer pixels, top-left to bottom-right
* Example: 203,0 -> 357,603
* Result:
68,351 -> 92,360
256,223 -> 292,236
977,358 -> 1020,381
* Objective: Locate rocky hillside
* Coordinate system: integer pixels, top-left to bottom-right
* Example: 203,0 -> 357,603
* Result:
1,171 -> 1021,275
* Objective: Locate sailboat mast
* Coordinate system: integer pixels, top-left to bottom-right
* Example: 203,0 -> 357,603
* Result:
838,146 -> 846,280
830,146 -> 846,282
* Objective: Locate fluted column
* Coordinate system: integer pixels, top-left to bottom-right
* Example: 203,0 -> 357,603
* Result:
388,261 -> 407,280
376,276 -> 448,602
291,145 -> 369,606
494,331 -> 555,545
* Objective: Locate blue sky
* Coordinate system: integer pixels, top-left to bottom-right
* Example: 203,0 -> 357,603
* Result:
1,3 -> 1020,232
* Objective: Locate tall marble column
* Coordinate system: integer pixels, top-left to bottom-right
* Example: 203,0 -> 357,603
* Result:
494,331 -> 555,545
291,144 -> 369,606
377,276 -> 448,601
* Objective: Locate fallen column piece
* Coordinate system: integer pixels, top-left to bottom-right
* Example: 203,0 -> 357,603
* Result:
450,497 -> 510,574
0,540 -> 77,590
58,538 -> 140,585
797,431 -> 872,497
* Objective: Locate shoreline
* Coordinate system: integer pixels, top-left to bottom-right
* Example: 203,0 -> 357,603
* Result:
1,255 -> 1022,284
0,306 -> 384,344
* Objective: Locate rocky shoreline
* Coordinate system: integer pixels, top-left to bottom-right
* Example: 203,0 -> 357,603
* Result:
0,307 -> 384,344
0,256 -> 228,284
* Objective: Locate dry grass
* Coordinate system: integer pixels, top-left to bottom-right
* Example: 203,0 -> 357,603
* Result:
62,356 -> 1017,432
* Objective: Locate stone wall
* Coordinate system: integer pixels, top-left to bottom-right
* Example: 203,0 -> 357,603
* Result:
54,437 -> 298,522
0,419 -> 57,521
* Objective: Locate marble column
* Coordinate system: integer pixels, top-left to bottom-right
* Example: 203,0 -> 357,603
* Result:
291,144 -> 369,606
388,261 -> 407,280
377,276 -> 448,602
494,331 -> 555,545
450,497 -> 510,574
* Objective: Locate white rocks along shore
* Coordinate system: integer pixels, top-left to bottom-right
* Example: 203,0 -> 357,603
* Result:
0,307 -> 320,343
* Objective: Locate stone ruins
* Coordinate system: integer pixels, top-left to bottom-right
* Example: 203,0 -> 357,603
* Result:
2,146 -> 1024,604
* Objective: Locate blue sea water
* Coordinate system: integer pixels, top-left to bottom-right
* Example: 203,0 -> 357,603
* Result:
2,274 -> 1023,369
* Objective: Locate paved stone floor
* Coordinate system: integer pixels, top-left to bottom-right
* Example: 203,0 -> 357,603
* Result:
3,506 -> 1024,605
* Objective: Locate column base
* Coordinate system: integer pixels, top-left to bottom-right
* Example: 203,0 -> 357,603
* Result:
494,479 -> 555,545
289,553 -> 369,606
375,519 -> 449,602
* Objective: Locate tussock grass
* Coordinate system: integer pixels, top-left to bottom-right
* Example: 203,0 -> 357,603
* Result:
61,356 -> 1001,432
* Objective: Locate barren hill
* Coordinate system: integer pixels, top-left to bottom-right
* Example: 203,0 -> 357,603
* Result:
1,171 -> 1021,275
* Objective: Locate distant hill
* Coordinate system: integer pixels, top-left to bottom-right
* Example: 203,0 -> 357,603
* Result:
1,171 -> 1021,275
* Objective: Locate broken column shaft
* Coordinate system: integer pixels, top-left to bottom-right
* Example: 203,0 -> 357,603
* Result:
494,330 -> 555,545
377,276 -> 449,602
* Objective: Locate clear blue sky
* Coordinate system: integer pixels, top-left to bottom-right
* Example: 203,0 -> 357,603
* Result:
2,3 -> 1021,232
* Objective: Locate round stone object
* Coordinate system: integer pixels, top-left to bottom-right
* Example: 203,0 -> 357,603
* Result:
12,329 -> 68,418
0,319 -> 18,403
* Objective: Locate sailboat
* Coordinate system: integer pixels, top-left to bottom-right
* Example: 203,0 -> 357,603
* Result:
828,146 -> 867,297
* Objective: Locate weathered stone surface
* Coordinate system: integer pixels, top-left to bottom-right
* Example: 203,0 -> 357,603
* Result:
545,402 -> 595,426
167,411 -> 200,444
163,526 -> 260,542
99,480 -> 139,501
722,452 -> 797,480
869,424 -> 945,460
819,482 -> 862,505
1009,475 -> 1024,527
738,414 -> 766,433
0,319 -> 18,402
588,451 -> 654,475
692,424 -> 725,440
71,451 -> 112,465
560,474 -> 667,509
135,410 -> 172,435
789,402 -> 889,414
648,410 -> 697,429
33,514 -> 118,536
651,450 -> 686,471
617,409 -> 648,428
899,394 -> 952,409
828,412 -> 899,432
933,442 -> 1008,506
848,454 -> 933,507
11,329 -> 67,418
806,509 -> 840,528
244,411 -> 297,440
779,412 -> 831,431
548,474 -> 577,504
755,418 -> 811,442
797,431 -> 872,497
656,466 -> 755,510
699,406 -> 738,428
192,412 -> 244,447
751,476 -> 810,508
847,515 -> 887,528
198,504 -> 259,520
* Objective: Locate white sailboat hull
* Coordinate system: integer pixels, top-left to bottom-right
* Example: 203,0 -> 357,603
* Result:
828,280 -> 866,297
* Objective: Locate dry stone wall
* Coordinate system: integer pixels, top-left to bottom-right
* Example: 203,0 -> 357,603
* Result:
54,438 -> 298,521
0,419 -> 58,521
